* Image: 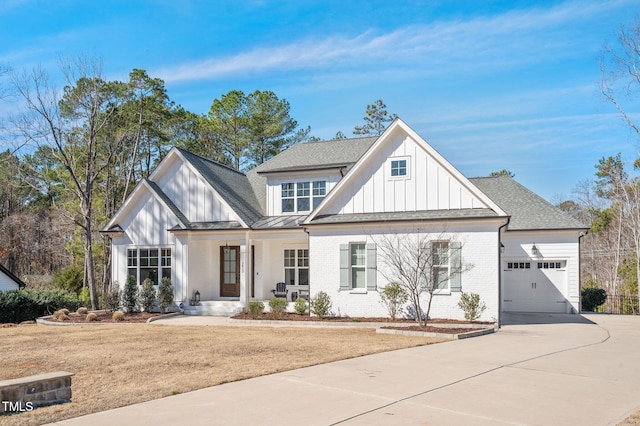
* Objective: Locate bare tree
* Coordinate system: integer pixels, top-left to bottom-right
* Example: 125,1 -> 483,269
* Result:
11,57 -> 123,309
601,16 -> 640,140
374,229 -> 471,327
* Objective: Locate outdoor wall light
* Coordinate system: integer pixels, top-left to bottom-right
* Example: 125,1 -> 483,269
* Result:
531,243 -> 538,256
223,241 -> 230,256
500,243 -> 505,253
194,290 -> 200,303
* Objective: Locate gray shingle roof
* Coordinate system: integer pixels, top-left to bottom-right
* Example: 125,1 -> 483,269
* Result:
470,176 -> 587,230
309,209 -> 498,225
177,148 -> 264,226
146,180 -> 189,228
252,137 -> 377,174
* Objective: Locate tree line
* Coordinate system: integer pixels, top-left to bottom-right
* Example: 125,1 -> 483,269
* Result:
0,55 -> 394,309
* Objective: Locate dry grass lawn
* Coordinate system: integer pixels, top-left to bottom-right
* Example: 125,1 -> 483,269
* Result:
1,323 -> 440,425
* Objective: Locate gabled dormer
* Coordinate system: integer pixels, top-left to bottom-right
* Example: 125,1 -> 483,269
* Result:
250,137 -> 377,216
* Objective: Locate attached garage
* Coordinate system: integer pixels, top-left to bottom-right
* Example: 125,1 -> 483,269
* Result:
502,260 -> 568,313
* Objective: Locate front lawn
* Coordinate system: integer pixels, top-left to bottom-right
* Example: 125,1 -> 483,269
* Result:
1,323 -> 440,425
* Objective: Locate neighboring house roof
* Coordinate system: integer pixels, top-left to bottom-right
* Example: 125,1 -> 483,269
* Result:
176,148 -> 264,226
470,176 -> 588,230
0,263 -> 26,289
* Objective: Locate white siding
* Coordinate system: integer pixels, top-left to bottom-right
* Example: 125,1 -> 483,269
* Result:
321,132 -> 488,215
308,222 -> 500,321
0,271 -> 20,291
501,231 -> 581,313
154,155 -> 238,223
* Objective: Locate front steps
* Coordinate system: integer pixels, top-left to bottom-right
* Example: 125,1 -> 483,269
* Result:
183,301 -> 244,316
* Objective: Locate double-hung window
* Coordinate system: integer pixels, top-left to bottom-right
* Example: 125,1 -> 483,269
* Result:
127,248 -> 171,285
281,183 -> 295,212
350,244 -> 366,289
339,243 -> 377,291
312,181 -> 326,208
284,249 -> 309,286
432,242 -> 450,291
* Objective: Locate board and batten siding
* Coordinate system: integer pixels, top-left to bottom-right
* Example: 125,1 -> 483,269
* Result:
322,132 -> 488,215
154,155 -> 239,223
501,231 -> 581,313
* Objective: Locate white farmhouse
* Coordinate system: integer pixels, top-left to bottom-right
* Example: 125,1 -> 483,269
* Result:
103,119 -> 587,322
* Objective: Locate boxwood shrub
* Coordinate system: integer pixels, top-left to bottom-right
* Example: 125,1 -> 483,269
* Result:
0,289 -> 82,324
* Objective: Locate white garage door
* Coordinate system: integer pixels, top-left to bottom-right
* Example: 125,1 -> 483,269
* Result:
502,261 -> 568,313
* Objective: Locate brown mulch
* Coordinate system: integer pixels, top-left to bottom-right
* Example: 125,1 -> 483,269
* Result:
231,312 -> 492,334
44,310 -> 161,324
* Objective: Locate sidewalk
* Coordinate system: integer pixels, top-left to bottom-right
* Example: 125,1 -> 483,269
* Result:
49,313 -> 640,425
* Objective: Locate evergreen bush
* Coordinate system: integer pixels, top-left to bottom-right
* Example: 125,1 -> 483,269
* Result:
581,287 -> 607,311
294,297 -> 307,315
268,297 -> 288,318
310,291 -> 332,319
138,278 -> 157,312
157,277 -> 174,314
122,275 -> 138,312
0,289 -> 82,323
104,285 -> 121,312
457,292 -> 487,321
248,300 -> 265,319
379,282 -> 408,320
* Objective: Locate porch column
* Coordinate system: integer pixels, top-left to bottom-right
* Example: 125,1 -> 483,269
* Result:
242,232 -> 252,308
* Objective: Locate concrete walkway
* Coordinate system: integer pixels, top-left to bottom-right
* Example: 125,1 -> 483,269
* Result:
49,313 -> 640,425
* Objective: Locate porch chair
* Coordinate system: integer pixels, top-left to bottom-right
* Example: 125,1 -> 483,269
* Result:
298,289 -> 310,300
271,282 -> 288,299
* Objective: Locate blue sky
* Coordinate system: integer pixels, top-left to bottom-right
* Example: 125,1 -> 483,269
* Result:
1,0 -> 639,202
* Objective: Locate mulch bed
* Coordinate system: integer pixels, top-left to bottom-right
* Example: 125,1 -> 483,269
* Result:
231,312 -> 492,334
45,310 -> 161,324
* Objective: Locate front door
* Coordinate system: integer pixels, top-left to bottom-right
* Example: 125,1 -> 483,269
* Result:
220,246 -> 240,297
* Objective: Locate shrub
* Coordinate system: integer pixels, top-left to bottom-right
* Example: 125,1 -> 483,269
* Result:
248,301 -> 265,319
122,275 -> 138,312
458,292 -> 487,321
78,287 -> 91,306
581,287 -> 607,311
310,291 -> 332,319
112,311 -> 125,322
86,312 -> 98,322
77,307 -> 88,315
0,289 -> 82,323
104,285 -> 121,312
60,308 -> 70,315
157,277 -> 174,314
268,297 -> 288,318
138,278 -> 157,312
294,297 -> 307,315
379,282 -> 408,320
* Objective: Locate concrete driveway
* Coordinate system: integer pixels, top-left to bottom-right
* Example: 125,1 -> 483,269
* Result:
50,313 -> 640,425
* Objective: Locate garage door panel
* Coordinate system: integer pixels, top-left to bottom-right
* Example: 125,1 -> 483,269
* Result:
503,261 -> 567,313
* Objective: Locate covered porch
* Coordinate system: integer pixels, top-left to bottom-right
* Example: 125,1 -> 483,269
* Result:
176,228 -> 309,315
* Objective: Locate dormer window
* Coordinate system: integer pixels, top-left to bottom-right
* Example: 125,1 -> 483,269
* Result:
281,180 -> 326,214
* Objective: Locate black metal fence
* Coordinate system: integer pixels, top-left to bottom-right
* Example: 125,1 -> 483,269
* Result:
593,294 -> 639,315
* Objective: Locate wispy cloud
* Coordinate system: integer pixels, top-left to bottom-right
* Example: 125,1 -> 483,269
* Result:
155,1 -> 627,84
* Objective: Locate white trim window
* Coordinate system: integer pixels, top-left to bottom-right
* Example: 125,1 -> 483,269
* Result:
284,249 -> 309,286
339,243 -> 377,291
127,248 -> 171,285
432,241 -> 450,291
281,181 -> 326,213
350,243 -> 366,289
389,157 -> 410,179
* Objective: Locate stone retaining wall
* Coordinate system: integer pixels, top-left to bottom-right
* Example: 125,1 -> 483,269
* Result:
0,371 -> 73,414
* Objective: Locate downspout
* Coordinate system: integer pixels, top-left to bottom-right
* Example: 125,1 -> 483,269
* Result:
578,230 -> 588,313
498,218 -> 510,328
304,226 -> 311,317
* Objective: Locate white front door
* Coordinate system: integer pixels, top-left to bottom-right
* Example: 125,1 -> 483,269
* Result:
503,261 -> 567,313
